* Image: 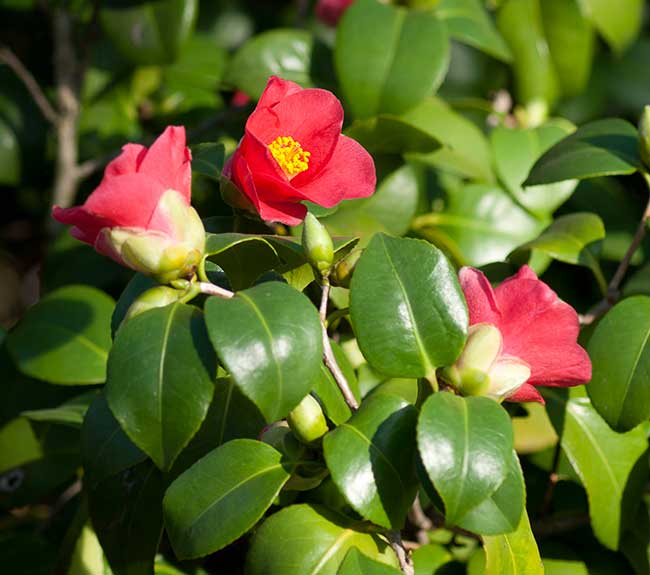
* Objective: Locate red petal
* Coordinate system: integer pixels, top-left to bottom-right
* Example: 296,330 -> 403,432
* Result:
459,267 -> 502,326
246,88 -> 344,180
257,198 -> 307,226
83,173 -> 168,230
495,272 -> 591,387
294,135 -> 376,207
104,143 -> 147,178
507,383 -> 545,404
316,0 -> 354,26
257,76 -> 303,109
138,126 -> 192,201
52,206 -> 113,246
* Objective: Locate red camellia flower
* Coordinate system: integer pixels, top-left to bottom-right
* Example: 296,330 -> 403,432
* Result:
316,0 -> 355,26
449,265 -> 591,403
52,126 -> 205,283
223,76 -> 376,226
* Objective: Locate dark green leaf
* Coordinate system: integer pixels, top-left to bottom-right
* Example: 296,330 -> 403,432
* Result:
338,548 -> 402,575
0,116 -> 19,185
323,393 -> 418,529
21,391 -> 96,428
205,282 -> 322,422
335,0 -> 449,118
191,143 -> 225,182
7,285 -> 114,385
164,439 -> 291,559
246,504 -> 399,575
106,303 -> 216,471
100,0 -> 197,65
417,393 -> 513,525
436,0 -> 512,62
483,511 -> 543,574
588,297 -> 650,431
350,234 -> 468,379
525,119 -> 639,185
225,29 -> 313,98
346,115 -> 440,155
111,273 -> 158,335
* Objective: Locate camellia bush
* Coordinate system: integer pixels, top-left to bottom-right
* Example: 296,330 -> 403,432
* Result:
3,0 -> 650,574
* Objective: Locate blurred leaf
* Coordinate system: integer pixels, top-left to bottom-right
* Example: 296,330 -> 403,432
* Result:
246,504 -> 399,574
0,418 -> 42,474
412,544 -> 453,575
225,29 -> 313,99
7,286 -> 114,385
512,402 -> 557,454
67,524 -> 105,575
545,388 -> 648,550
580,0 -> 643,54
191,143 -> 225,182
497,0 -> 559,107
22,391 -> 96,428
338,548 -> 403,575
540,0 -> 594,97
417,184 -> 545,267
405,98 -> 493,182
350,234 -> 468,379
525,119 -> 639,185
417,393 -> 513,525
323,393 -> 418,529
346,115 -> 440,155
205,282 -> 322,422
100,0 -> 197,65
483,511 -> 543,574
0,116 -> 19,185
491,120 -> 578,217
106,303 -> 216,471
436,0 -> 512,62
336,0 -> 449,118
0,532 -> 57,575
588,297 -> 650,432
164,439 -> 290,559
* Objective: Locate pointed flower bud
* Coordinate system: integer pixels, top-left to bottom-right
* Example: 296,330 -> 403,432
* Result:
302,213 -> 334,275
639,105 -> 650,168
287,394 -> 329,445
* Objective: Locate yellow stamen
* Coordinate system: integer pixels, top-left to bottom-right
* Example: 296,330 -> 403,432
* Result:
268,136 -> 311,178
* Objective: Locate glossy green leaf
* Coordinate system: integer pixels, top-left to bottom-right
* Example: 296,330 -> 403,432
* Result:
111,273 -> 158,335
336,0 -> 449,118
417,393 -> 513,525
346,115 -> 440,155
525,119 -> 639,185
491,121 -> 578,217
205,282 -> 322,422
164,439 -> 290,559
100,0 -> 197,65
246,504 -> 399,575
191,143 -> 225,182
483,511 -> 544,575
545,389 -> 648,549
81,394 -> 147,490
106,303 -> 216,471
416,184 -> 545,267
405,98 -> 493,182
350,234 -> 468,379
7,285 -> 114,385
21,391 -> 96,428
88,461 -> 164,575
456,450 -> 525,535
436,0 -> 512,62
497,0 -> 559,106
338,548 -> 402,575
588,297 -> 650,431
540,0 -> 594,97
323,393 -> 418,529
511,213 -> 605,278
581,0 -> 643,54
225,29 -> 313,99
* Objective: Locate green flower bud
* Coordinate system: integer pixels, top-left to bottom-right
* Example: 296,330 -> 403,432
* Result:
302,213 -> 334,275
287,394 -> 329,445
330,248 -> 362,288
639,105 -> 650,168
124,286 -> 184,321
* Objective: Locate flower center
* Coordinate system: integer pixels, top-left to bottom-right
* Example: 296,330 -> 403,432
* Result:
268,136 -> 311,178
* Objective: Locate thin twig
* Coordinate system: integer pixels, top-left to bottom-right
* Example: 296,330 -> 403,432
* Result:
197,282 -> 234,299
0,46 -> 59,125
320,279 -> 359,411
387,530 -> 414,575
409,496 -> 433,545
581,185 -> 650,325
540,441 -> 562,516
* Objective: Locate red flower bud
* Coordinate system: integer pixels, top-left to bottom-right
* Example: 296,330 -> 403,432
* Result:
315,0 -> 355,26
458,265 -> 592,403
222,76 -> 376,226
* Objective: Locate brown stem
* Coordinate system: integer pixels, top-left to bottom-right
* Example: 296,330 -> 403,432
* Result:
581,179 -> 650,326
0,46 -> 60,125
197,282 -> 234,299
387,530 -> 414,575
320,279 -> 359,411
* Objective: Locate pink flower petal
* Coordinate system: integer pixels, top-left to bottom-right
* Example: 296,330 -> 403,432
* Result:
507,383 -> 545,404
458,267 -> 502,326
256,76 -> 304,109
104,143 -> 147,178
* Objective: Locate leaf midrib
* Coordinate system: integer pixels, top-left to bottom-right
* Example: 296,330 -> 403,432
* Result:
615,323 -> 650,427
